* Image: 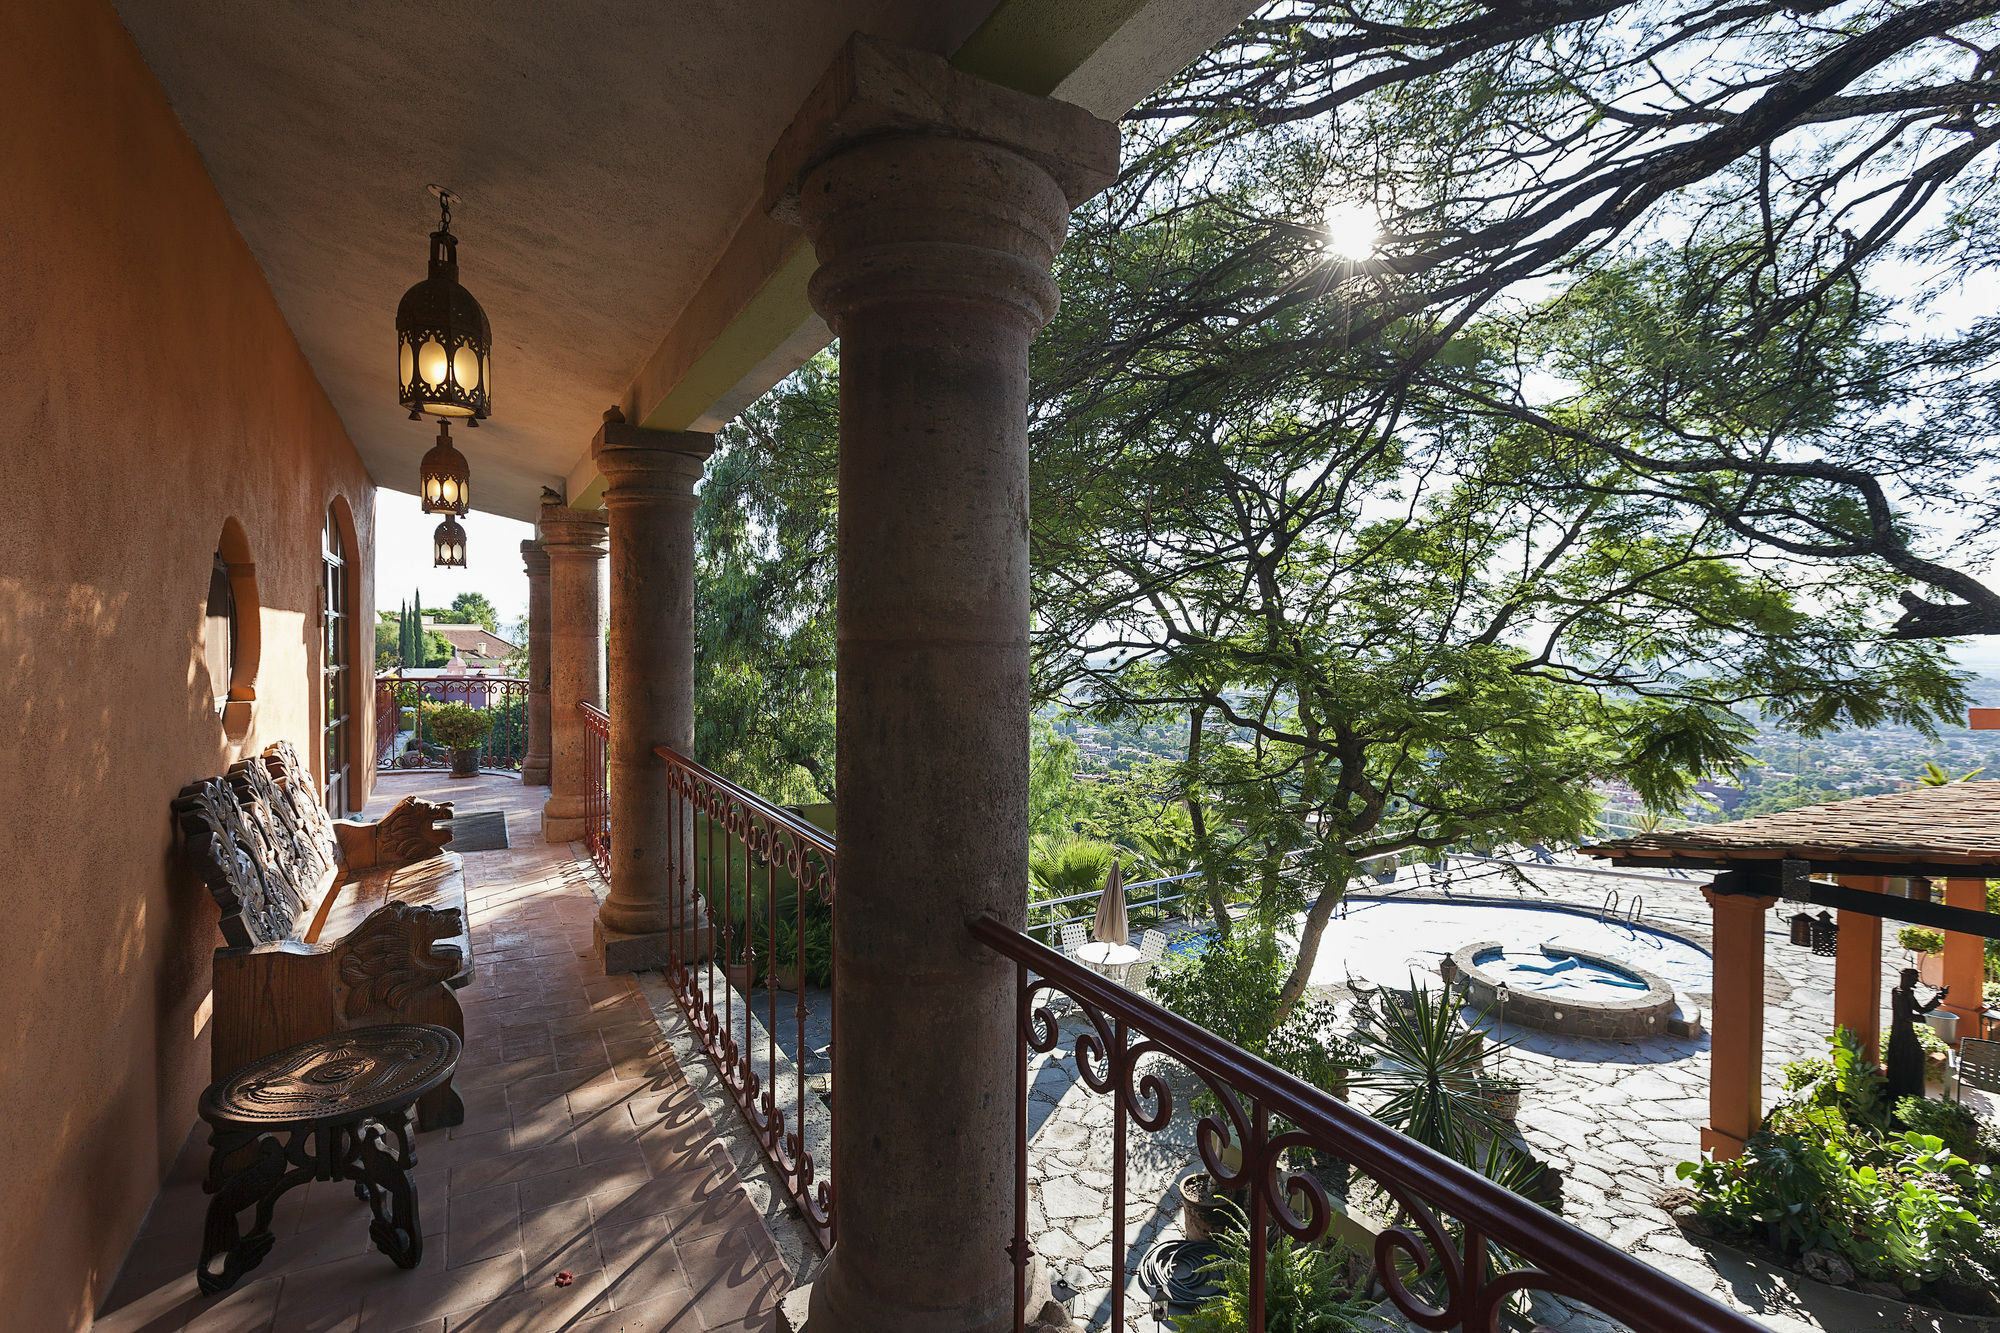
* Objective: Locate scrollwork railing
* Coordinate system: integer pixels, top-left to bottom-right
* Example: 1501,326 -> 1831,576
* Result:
969,915 -> 1762,1333
580,702 -> 610,879
375,673 -> 530,773
655,744 -> 837,1251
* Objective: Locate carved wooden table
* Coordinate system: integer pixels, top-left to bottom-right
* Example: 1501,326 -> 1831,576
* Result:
196,1024 -> 461,1294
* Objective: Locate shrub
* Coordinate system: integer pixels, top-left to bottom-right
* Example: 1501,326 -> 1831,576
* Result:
1177,1207 -> 1373,1333
1677,1030 -> 2000,1307
1899,927 -> 1946,956
424,702 -> 493,751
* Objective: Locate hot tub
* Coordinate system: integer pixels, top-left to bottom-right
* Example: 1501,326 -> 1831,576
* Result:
1450,940 -> 1679,1038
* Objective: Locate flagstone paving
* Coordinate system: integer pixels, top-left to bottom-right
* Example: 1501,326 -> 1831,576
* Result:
94,773 -> 788,1333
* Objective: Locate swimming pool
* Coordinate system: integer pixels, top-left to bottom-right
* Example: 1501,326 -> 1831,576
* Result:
1169,897 -> 1712,995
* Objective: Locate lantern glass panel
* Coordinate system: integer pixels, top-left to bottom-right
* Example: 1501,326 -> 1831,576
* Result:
453,345 -> 480,391
418,339 -> 448,389
399,343 -> 414,389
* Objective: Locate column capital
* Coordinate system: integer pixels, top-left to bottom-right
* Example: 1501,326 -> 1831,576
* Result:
592,422 -> 714,500
765,36 -> 1120,336
538,502 -> 608,553
520,537 -> 548,576
765,35 -> 1119,219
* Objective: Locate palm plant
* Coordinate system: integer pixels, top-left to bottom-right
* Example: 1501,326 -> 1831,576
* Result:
1028,834 -> 1116,900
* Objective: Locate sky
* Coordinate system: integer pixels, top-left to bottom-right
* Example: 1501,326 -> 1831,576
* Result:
374,490 -> 534,637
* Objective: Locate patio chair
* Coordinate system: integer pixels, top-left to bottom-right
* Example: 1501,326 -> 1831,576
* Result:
1129,928 -> 1171,993
1058,922 -> 1086,958
1952,1037 -> 2000,1104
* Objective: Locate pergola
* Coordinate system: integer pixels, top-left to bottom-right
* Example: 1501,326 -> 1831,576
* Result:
1586,782 -> 2000,1158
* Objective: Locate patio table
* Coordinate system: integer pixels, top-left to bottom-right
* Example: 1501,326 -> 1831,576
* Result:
1075,940 -> 1141,981
195,1024 -> 460,1294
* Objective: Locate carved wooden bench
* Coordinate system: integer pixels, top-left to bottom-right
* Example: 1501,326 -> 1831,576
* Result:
172,741 -> 473,1129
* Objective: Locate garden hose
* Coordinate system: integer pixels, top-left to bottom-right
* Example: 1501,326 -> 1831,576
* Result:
1137,1238 -> 1225,1312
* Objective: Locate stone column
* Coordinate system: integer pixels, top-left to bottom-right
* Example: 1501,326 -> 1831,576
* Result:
539,502 -> 608,842
1701,888 -> 1775,1159
519,538 -> 552,785
592,419 -> 714,971
766,36 -> 1117,1333
1832,877 -> 1885,1063
1942,877 -> 1988,1035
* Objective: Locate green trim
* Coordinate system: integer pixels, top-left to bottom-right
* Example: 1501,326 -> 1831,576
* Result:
639,241 -> 816,433
951,0 -> 1152,94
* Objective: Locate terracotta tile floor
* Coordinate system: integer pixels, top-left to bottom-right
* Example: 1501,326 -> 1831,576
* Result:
95,773 -> 789,1333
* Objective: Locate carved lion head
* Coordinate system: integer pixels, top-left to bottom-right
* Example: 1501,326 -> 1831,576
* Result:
336,900 -> 466,1018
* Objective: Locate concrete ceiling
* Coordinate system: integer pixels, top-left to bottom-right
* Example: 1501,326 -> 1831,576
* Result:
114,0 -> 1259,524
111,1 -> 1003,522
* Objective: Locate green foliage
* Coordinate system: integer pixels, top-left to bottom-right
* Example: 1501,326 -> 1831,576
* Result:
1346,980 -> 1516,1160
1681,1037 -> 2000,1297
1895,1099 -> 1999,1167
1028,720 -> 1097,840
1150,932 -> 1364,1093
423,702 -> 493,751
438,592 -> 499,633
693,354 -> 836,803
1900,927 -> 1947,957
1027,835 -> 1116,902
1177,1208 -> 1372,1333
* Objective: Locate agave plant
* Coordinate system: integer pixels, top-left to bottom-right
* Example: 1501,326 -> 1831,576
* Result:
1345,976 -> 1517,1160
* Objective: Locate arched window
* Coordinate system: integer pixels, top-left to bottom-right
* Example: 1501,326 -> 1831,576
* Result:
204,552 -> 236,714
322,504 -> 353,815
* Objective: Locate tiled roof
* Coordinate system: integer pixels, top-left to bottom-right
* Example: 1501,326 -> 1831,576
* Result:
430,623 -> 515,656
1584,781 -> 2000,867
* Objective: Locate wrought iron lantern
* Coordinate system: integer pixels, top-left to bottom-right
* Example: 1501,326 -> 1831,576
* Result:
418,420 -> 470,515
432,514 -> 467,568
1788,909 -> 1838,954
396,188 -> 491,424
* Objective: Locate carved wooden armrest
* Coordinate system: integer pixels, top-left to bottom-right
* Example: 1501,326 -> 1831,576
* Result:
333,796 -> 454,870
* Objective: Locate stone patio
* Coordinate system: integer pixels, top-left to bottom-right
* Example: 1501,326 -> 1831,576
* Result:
1011,855 -> 1996,1332
92,772 -> 789,1333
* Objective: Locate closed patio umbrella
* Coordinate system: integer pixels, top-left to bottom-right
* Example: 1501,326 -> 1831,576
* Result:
1091,857 -> 1129,947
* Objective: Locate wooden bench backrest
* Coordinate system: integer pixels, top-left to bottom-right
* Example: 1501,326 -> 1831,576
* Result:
173,740 -> 341,948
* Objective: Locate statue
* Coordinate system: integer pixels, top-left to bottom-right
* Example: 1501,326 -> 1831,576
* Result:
1885,967 -> 1948,1105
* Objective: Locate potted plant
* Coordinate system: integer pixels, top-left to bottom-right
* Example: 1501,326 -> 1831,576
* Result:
424,701 -> 492,778
1474,1075 -> 1523,1123
1899,926 -> 1946,986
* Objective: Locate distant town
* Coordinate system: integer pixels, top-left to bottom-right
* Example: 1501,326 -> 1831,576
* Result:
1046,676 -> 2000,836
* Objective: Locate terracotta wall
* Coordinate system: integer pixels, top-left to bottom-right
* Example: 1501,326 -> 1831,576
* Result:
0,2 -> 377,1325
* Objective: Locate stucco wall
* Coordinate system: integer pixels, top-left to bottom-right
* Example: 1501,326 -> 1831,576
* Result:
0,2 -> 378,1325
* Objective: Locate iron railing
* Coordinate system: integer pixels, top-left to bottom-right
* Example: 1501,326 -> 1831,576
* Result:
971,915 -> 1765,1333
580,702 -> 610,879
375,673 -> 530,772
655,744 -> 836,1250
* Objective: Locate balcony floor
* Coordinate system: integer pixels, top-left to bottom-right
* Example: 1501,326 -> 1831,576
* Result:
94,772 -> 789,1333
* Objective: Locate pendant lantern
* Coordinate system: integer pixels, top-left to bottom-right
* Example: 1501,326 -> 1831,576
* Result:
433,515 -> 467,568
418,420 -> 470,516
396,188 -> 491,423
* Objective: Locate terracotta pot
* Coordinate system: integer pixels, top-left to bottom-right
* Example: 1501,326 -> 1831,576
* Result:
724,961 -> 754,991
1918,953 -> 1945,987
1178,1172 -> 1242,1240
1477,1085 -> 1522,1122
449,746 -> 480,777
